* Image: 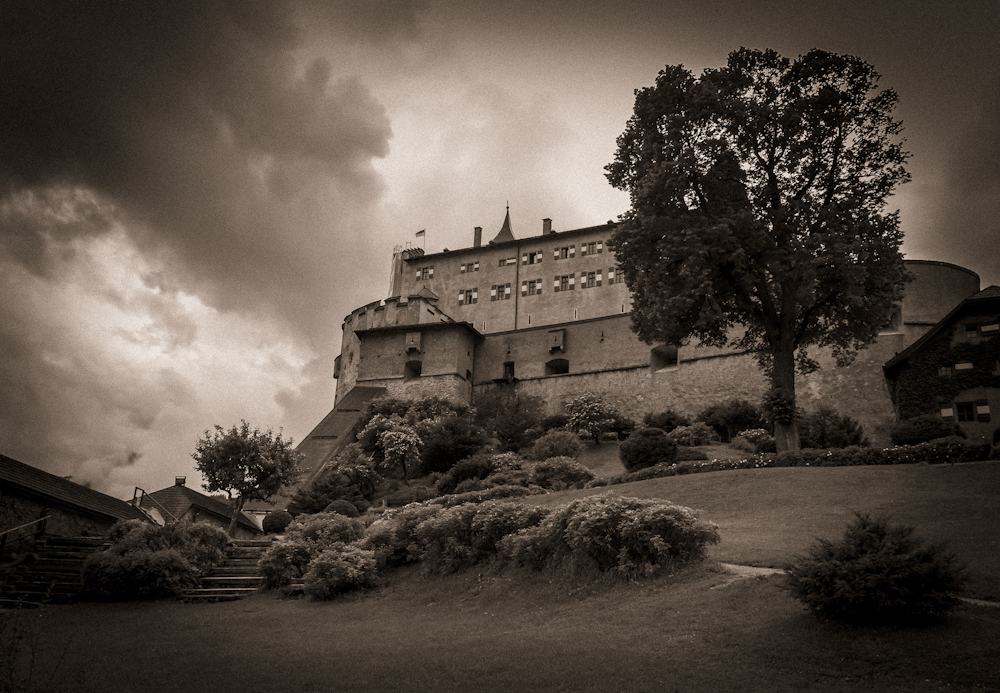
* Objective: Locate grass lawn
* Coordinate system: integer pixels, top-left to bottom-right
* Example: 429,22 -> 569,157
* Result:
6,459 -> 1000,693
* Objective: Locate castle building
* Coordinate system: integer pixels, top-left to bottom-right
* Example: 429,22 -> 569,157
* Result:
298,211 -> 984,489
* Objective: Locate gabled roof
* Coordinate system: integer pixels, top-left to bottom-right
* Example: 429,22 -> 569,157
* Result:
140,483 -> 261,533
0,453 -> 150,523
885,285 -> 1000,372
490,207 -> 516,244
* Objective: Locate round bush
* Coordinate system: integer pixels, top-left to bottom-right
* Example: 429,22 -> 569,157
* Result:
302,544 -> 378,600
786,513 -> 965,624
323,499 -> 361,518
526,430 -> 584,461
262,510 -> 294,534
619,428 -> 678,472
890,415 -> 965,446
666,422 -> 717,446
528,457 -> 596,490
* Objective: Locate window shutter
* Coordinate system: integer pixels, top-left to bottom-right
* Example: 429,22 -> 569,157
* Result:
553,277 -> 560,292
415,269 -> 421,280
580,245 -> 587,256
569,275 -> 575,290
504,284 -> 511,298
429,267 -> 434,278
521,280 -> 527,296
522,253 -> 528,265
474,261 -> 479,271
608,268 -> 615,284
597,270 -> 603,286
491,286 -> 497,301
472,289 -> 478,303
458,291 -> 465,304
553,249 -> 559,261
569,245 -> 575,257
597,241 -> 603,253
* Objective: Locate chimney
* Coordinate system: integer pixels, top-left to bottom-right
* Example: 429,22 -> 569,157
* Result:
473,226 -> 482,248
175,476 -> 186,486
542,218 -> 552,235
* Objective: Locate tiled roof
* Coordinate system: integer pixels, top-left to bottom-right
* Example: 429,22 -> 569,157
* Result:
0,454 -> 150,523
490,208 -> 516,244
140,483 -> 261,533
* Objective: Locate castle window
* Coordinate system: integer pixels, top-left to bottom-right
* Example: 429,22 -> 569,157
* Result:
404,360 -> 422,382
580,241 -> 602,256
982,323 -> 999,334
458,288 -> 477,305
650,344 -> 679,371
525,251 -> 543,265
554,245 -> 575,260
938,366 -> 953,377
955,362 -> 974,371
545,358 -> 569,376
582,271 -> 597,289
461,261 -> 479,273
522,279 -> 543,297
491,283 -> 511,301
955,402 -> 975,422
940,407 -> 954,420
503,361 -> 515,381
414,266 -> 434,280
554,274 -> 575,292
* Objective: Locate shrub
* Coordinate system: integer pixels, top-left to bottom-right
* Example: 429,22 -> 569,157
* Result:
499,493 -> 720,577
799,407 -> 870,448
262,510 -> 294,534
528,457 -> 596,490
435,453 -> 500,494
608,414 -> 637,441
428,484 -> 546,508
786,513 -> 965,624
323,499 -> 361,518
285,512 -> 365,546
697,399 -> 766,442
619,428 -> 678,472
526,430 -> 585,461
667,423 -> 717,446
415,415 -> 488,474
358,504 -> 443,568
475,391 -> 545,452
302,544 -> 378,600
381,484 -> 438,507
642,410 -> 691,433
540,414 -> 569,432
258,539 -> 314,588
733,428 -> 776,454
890,415 -> 966,446
565,392 -> 622,444
82,549 -> 199,601
412,501 -> 550,573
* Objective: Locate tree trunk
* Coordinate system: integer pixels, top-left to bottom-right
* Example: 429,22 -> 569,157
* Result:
227,494 -> 246,538
771,344 -> 801,452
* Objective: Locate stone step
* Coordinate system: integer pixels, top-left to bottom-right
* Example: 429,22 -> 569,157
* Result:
39,537 -> 109,549
231,539 -> 273,548
0,588 -> 77,604
226,548 -> 268,560
212,565 -> 259,576
201,576 -> 263,588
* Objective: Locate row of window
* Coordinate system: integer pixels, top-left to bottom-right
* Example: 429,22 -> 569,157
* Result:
963,322 -> 1000,336
941,400 -> 991,423
423,240 -> 608,277
553,268 -> 621,292
456,268 -> 622,305
415,265 -> 434,280
460,261 -> 480,273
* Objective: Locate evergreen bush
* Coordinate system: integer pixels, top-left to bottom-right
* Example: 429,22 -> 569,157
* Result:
890,415 -> 966,446
697,399 -> 766,442
323,499 -> 361,518
526,430 -> 585,461
786,513 -> 965,624
262,510 -> 293,534
358,504 -> 443,568
528,457 -> 596,490
799,407 -> 870,448
667,423 -> 718,446
619,428 -> 678,472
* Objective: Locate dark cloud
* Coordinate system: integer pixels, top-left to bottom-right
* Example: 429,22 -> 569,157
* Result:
0,0 -> 395,324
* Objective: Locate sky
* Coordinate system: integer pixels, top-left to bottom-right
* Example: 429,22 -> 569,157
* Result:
1,0 -> 997,501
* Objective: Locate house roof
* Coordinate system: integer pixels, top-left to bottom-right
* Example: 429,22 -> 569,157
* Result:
0,453 -> 150,524
884,285 -> 1000,372
139,483 -> 261,533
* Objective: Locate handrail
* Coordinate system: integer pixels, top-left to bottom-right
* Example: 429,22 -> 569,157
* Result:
0,515 -> 52,539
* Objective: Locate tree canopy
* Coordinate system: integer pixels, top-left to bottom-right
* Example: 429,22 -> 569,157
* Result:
606,47 -> 911,450
192,421 -> 300,535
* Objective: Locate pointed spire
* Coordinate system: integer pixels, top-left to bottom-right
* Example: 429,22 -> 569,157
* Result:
490,204 -> 515,244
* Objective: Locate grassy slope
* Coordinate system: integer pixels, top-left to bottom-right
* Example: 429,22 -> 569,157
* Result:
10,452 -> 1000,693
573,442 -> 1000,599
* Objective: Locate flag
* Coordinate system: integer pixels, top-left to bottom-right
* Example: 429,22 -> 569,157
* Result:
415,230 -> 425,238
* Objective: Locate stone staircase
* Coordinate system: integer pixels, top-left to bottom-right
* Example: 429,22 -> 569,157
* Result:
180,539 -> 274,602
0,536 -> 108,608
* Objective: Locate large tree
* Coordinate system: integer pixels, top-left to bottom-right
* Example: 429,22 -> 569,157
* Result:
606,48 -> 911,451
192,421 -> 300,536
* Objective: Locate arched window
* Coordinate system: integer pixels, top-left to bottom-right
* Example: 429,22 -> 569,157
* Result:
650,344 -> 679,372
545,358 -> 569,376
404,360 -> 422,382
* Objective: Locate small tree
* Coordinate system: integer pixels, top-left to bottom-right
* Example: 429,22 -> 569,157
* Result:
192,421 -> 300,536
565,392 -> 620,445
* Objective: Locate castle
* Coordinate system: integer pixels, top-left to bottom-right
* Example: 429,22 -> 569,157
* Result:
294,210 -> 984,488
